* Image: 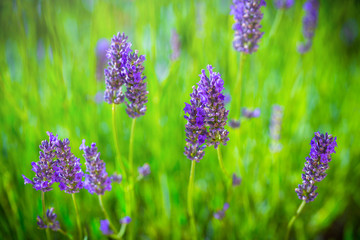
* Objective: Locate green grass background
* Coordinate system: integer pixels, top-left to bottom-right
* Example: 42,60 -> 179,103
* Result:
1,0 -> 360,239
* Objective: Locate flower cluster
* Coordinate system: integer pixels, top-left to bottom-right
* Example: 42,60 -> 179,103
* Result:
214,203 -> 230,220
242,107 -> 261,119
37,208 -> 60,231
104,32 -> 148,118
295,132 -> 337,202
298,0 -> 319,53
184,65 -> 229,161
232,173 -> 242,186
230,0 -> 266,54
274,0 -> 294,9
80,140 -> 112,195
269,105 -> 283,152
138,163 -> 151,177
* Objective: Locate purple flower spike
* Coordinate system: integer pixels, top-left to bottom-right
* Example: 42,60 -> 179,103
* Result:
23,132 -> 59,192
232,173 -> 242,186
298,0 -> 319,54
37,208 -> 60,231
242,107 -> 261,119
198,65 -> 229,149
214,203 -> 230,220
55,138 -> 84,194
120,216 -> 132,224
100,219 -> 113,235
295,132 -> 337,202
230,0 -> 266,54
170,30 -> 181,61
275,0 -> 294,9
138,163 -> 151,177
80,140 -> 112,195
229,119 -> 241,129
111,173 -> 123,184
96,39 -> 110,81
270,105 -> 284,152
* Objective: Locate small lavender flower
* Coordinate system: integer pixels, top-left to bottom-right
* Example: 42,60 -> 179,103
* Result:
96,39 -> 110,81
270,105 -> 283,152
104,33 -> 131,104
124,51 -> 148,118
184,86 -> 207,162
120,216 -> 132,224
274,0 -> 294,9
111,173 -> 123,184
100,219 -> 113,235
55,138 -> 84,194
138,163 -> 151,177
37,208 -> 60,231
298,0 -> 319,54
80,140 -> 112,195
22,132 -> 58,192
242,107 -> 261,119
232,173 -> 242,186
229,119 -> 241,129
295,132 -> 337,202
170,29 -> 181,61
198,65 -> 229,149
230,0 -> 266,54
214,203 -> 230,220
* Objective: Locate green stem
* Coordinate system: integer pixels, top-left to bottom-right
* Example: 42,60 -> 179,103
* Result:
127,118 -> 136,239
41,192 -> 51,240
187,160 -> 197,240
233,54 -> 246,119
58,229 -> 73,240
72,194 -> 82,240
117,223 -> 127,239
112,104 -> 127,179
129,119 -> 136,179
217,146 -> 230,178
269,10 -> 284,40
99,195 -> 117,233
285,200 -> 306,240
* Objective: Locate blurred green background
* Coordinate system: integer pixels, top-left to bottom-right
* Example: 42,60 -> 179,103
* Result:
1,0 -> 360,239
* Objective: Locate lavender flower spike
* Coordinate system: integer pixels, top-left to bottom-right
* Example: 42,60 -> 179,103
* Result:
298,0 -> 319,53
37,208 -> 60,231
295,132 -> 337,202
199,65 -> 229,149
275,0 -> 294,9
184,86 -> 207,162
100,219 -> 113,235
269,105 -> 283,152
55,138 -> 84,194
138,163 -> 151,177
124,50 -> 149,118
230,0 -> 266,54
242,107 -> 261,119
214,203 -> 230,220
80,140 -> 112,195
22,132 -> 58,192
120,216 -> 132,224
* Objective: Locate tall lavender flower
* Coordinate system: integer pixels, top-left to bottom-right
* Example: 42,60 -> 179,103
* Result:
298,0 -> 319,53
22,132 -> 58,192
37,208 -> 60,231
269,105 -> 283,152
80,140 -> 112,195
198,65 -> 229,149
55,138 -> 84,194
124,51 -> 148,118
184,86 -> 207,162
295,132 -> 337,202
274,0 -> 294,9
104,33 -> 132,104
230,0 -> 266,54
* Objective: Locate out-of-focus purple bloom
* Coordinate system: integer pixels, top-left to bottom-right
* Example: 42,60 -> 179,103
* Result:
270,105 -> 283,152
298,0 -> 319,54
229,119 -> 241,129
37,208 -> 60,231
214,202 -> 230,220
120,216 -> 132,224
232,173 -> 242,186
224,94 -> 231,105
55,138 -> 84,194
198,65 -> 229,149
124,51 -> 148,118
295,132 -> 337,202
242,107 -> 261,119
22,132 -> 58,192
230,0 -> 266,54
138,163 -> 151,177
80,140 -> 112,195
184,87 -> 207,162
111,173 -> 123,184
100,219 -> 113,235
274,0 -> 294,9
170,30 -> 181,61
341,19 -> 358,45
104,33 -> 132,105
96,39 -> 110,81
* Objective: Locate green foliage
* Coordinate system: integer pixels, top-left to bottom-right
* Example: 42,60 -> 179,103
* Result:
0,0 -> 359,239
